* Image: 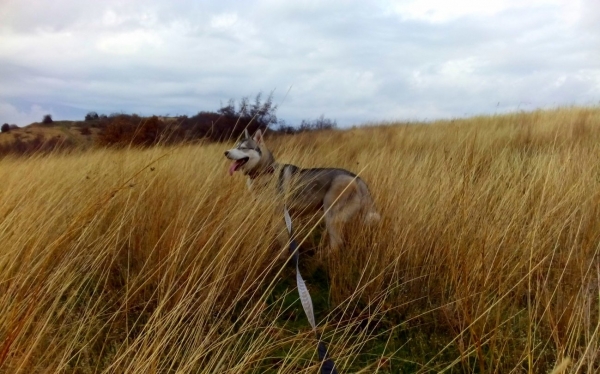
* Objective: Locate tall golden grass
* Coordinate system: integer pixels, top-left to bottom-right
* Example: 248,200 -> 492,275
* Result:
1,107 -> 599,373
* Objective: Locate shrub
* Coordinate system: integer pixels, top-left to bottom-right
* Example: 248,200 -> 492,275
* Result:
89,115 -> 108,128
97,115 -> 168,147
299,115 -> 337,132
42,114 -> 53,124
1,123 -> 9,133
273,120 -> 297,135
85,112 -> 99,121
180,92 -> 279,142
79,126 -> 92,136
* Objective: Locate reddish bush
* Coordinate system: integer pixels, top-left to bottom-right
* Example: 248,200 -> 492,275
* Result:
97,115 -> 169,147
79,126 -> 92,136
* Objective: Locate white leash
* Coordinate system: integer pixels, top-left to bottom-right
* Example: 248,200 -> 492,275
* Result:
284,206 -> 337,373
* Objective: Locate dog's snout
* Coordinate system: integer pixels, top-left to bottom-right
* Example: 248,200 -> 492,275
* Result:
224,151 -> 229,157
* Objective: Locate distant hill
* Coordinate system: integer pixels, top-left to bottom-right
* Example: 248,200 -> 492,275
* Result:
0,121 -> 100,147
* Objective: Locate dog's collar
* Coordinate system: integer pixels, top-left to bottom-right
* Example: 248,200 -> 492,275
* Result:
247,165 -> 275,180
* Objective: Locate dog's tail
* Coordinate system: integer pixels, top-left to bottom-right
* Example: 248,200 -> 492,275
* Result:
357,179 -> 381,224
365,210 -> 381,224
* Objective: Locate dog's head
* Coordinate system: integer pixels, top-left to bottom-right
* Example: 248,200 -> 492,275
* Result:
224,129 -> 265,176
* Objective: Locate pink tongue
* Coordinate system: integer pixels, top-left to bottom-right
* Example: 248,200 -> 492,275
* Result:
229,160 -> 240,176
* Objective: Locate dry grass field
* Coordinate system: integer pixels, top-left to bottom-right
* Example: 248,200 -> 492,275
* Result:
0,122 -> 99,147
1,107 -> 599,373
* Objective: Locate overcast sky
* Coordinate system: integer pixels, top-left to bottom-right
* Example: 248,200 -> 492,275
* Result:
0,0 -> 598,127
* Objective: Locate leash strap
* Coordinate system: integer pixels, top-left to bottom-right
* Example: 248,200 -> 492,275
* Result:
284,206 -> 338,374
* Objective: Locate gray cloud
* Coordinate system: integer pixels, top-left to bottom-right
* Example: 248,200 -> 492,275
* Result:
0,0 -> 598,127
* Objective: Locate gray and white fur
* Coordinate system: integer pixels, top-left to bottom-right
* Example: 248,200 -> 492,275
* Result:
225,129 -> 380,253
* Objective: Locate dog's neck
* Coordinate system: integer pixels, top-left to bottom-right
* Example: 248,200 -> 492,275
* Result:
247,164 -> 276,180
245,147 -> 277,180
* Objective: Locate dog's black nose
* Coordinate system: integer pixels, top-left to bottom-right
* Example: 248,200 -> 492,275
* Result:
224,151 -> 229,157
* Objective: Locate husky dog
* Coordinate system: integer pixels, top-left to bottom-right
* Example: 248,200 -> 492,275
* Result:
225,129 -> 379,252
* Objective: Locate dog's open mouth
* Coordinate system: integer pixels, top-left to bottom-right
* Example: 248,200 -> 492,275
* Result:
228,157 -> 249,176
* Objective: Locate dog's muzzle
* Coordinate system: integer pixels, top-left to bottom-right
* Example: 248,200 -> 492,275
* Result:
227,156 -> 249,175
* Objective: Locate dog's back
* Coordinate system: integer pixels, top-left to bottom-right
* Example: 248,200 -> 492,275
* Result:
279,165 -> 379,222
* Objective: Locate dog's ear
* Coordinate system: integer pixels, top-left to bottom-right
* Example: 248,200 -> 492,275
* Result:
244,128 -> 250,139
253,129 -> 263,144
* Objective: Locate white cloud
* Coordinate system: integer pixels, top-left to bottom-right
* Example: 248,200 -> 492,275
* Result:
390,0 -> 570,23
0,0 -> 598,126
210,13 -> 238,29
0,102 -> 52,126
96,30 -> 163,55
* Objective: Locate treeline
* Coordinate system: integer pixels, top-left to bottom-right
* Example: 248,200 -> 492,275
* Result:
90,93 -> 336,146
0,93 -> 337,157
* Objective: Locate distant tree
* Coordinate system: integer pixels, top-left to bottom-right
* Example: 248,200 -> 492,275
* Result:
217,92 -> 279,129
248,92 -> 278,129
214,92 -> 279,139
88,114 -> 108,128
1,123 -> 9,133
178,92 -> 280,142
217,99 -> 236,118
85,111 -> 99,121
273,120 -> 297,135
299,115 -> 337,132
42,114 -> 53,124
